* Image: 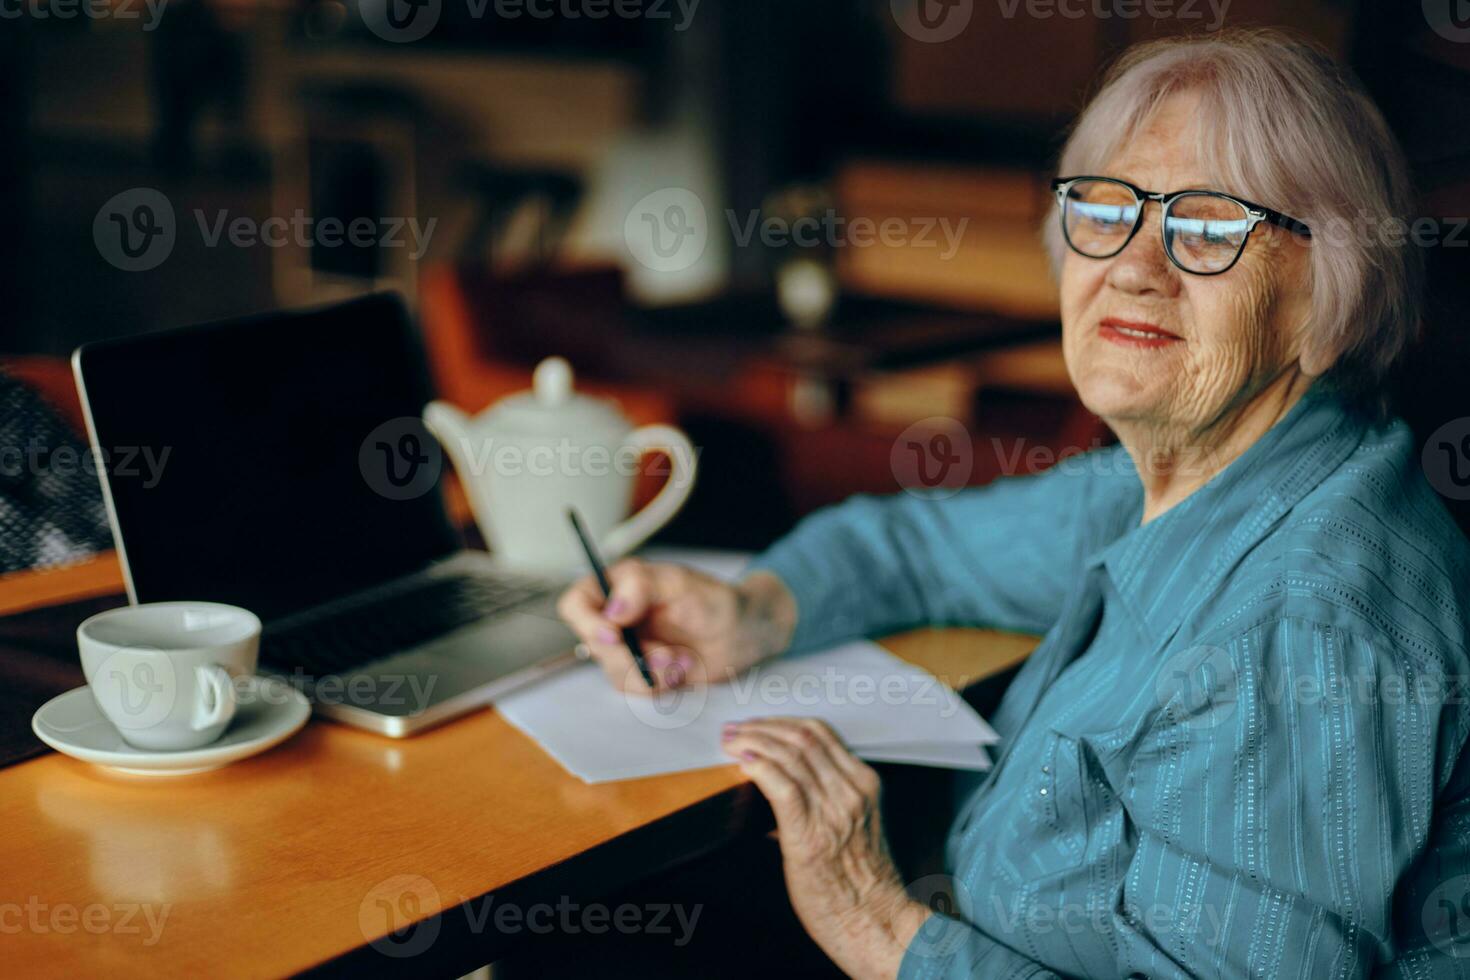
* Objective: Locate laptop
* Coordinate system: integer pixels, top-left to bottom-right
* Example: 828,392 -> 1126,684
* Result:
72,293 -> 579,737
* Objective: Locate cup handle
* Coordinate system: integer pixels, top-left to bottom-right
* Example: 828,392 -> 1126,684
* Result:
598,424 -> 698,563
191,665 -> 238,733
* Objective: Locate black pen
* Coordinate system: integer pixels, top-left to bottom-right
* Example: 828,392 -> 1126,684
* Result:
567,508 -> 657,689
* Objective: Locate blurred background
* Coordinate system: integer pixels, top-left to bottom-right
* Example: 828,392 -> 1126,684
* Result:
2,0 -> 1467,560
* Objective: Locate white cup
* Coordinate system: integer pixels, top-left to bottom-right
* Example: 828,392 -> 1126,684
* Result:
77,602 -> 261,752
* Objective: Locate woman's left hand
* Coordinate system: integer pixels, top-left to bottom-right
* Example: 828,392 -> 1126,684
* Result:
722,717 -> 931,980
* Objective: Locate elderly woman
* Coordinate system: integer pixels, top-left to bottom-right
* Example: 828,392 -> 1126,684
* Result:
559,29 -> 1470,979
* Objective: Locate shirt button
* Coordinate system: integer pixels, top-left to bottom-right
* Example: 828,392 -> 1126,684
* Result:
1041,765 -> 1050,774
1039,787 -> 1049,796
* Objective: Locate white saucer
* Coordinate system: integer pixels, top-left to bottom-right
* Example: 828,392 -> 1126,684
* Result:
32,675 -> 311,776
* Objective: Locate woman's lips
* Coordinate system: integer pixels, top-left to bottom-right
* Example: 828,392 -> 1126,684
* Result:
1098,317 -> 1183,349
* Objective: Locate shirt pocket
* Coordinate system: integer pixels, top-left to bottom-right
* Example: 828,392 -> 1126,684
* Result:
1018,727 -> 1092,872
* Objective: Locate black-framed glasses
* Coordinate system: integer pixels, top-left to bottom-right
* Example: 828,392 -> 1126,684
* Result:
1051,176 -> 1312,276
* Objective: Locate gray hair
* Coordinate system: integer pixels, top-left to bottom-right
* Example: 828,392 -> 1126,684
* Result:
1045,28 -> 1422,405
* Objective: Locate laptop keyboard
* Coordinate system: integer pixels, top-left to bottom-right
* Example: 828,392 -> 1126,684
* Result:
261,574 -> 549,677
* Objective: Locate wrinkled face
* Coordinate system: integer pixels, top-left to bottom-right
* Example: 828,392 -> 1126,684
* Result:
1060,92 -> 1314,437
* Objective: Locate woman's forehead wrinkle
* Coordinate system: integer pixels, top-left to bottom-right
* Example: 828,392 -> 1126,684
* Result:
1103,98 -> 1209,191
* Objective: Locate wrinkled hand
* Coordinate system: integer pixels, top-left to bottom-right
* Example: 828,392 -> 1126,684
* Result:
556,558 -> 795,695
722,717 -> 931,980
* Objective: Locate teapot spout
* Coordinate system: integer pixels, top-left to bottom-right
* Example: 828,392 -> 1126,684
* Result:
422,400 -> 474,473
423,399 -> 502,555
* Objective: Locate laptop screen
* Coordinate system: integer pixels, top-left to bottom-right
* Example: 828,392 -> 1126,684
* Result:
75,293 -> 462,622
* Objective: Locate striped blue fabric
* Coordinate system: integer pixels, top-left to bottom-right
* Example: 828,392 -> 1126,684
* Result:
749,383 -> 1470,978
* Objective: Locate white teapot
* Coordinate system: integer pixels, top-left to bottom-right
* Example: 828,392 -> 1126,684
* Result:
423,358 -> 698,573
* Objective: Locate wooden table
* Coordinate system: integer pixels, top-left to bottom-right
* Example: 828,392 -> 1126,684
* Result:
0,556 -> 1035,978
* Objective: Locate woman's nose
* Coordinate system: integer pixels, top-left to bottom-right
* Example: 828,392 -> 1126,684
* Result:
1104,205 -> 1182,298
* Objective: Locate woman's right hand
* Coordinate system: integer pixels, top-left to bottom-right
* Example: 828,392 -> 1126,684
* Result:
556,559 -> 797,695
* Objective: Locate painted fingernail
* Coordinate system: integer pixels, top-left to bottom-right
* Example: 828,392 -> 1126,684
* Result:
721,729 -> 735,742
596,626 -> 618,645
648,649 -> 671,668
606,598 -> 628,617
740,750 -> 756,761
673,651 -> 693,670
666,664 -> 685,687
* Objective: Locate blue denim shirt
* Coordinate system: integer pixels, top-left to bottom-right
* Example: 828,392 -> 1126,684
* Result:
751,385 -> 1470,978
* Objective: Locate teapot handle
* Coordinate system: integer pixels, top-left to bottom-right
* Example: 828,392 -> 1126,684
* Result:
598,425 -> 698,562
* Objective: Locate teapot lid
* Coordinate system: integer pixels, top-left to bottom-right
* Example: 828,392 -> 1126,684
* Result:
483,357 -> 627,436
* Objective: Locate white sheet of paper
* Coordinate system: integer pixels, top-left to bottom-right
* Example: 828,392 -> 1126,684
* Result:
495,641 -> 999,784
636,546 -> 754,583
856,741 -> 992,771
573,741 -> 992,784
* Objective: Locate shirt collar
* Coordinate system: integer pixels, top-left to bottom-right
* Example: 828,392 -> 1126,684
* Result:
1088,381 -> 1367,645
